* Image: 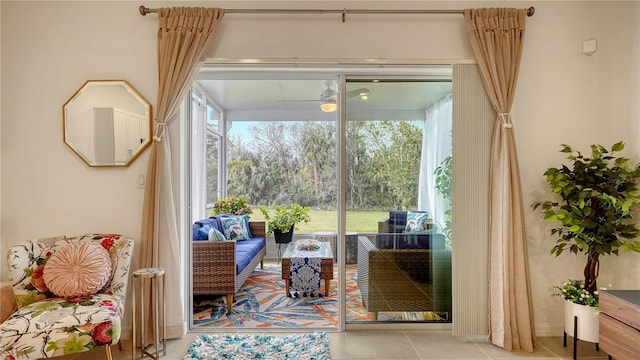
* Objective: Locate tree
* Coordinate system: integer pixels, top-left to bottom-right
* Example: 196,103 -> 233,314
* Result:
295,122 -> 336,206
532,142 -> 640,293
365,121 -> 422,210
218,119 -> 426,213
345,121 -> 371,209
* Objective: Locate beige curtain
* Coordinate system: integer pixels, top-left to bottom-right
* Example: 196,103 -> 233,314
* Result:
141,7 -> 224,339
464,8 -> 535,352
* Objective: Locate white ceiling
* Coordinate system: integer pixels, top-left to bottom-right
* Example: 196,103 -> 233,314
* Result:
195,76 -> 452,122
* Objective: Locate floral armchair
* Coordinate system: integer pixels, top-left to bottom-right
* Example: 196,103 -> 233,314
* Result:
0,234 -> 134,360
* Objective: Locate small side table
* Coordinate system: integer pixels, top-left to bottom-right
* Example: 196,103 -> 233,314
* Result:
132,267 -> 166,359
345,232 -> 359,264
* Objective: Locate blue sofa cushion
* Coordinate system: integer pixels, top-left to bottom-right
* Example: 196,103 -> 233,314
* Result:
193,224 -> 209,240
235,237 -> 266,274
197,225 -> 212,240
193,217 -> 224,240
374,231 -> 445,250
388,210 -> 407,233
197,217 -> 223,232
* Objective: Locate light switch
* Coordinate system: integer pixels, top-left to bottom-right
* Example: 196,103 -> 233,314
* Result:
137,174 -> 145,189
582,39 -> 597,56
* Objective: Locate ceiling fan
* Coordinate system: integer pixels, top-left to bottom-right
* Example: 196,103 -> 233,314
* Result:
279,80 -> 370,112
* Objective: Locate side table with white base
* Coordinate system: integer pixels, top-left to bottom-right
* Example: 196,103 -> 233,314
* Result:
132,267 -> 166,359
345,231 -> 359,264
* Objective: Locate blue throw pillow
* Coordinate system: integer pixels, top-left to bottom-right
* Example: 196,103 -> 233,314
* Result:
216,214 -> 252,238
405,211 -> 430,233
219,216 -> 250,241
196,225 -> 211,240
243,215 -> 253,238
198,217 -> 222,233
208,227 -> 226,241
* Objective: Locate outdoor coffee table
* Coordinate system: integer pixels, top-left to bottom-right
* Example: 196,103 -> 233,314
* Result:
281,240 -> 334,296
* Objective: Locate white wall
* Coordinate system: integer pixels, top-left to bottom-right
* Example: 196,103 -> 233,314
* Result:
1,1 -> 156,281
0,1 -> 3,256
1,0 -> 639,337
516,1 -> 640,335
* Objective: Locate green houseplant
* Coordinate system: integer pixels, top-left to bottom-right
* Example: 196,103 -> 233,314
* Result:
259,203 -> 311,243
532,142 -> 640,299
434,155 -> 452,243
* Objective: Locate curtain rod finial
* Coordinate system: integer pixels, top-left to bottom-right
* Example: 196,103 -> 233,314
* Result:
527,7 -> 535,17
139,5 -> 149,16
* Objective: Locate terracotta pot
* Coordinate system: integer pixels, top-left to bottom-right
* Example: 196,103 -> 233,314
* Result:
564,299 -> 599,343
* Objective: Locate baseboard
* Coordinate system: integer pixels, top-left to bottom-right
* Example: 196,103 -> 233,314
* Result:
535,326 -> 564,337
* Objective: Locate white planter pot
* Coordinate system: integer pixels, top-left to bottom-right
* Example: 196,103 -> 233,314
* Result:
564,300 -> 599,343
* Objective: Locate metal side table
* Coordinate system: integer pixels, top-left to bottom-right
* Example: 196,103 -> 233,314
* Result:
132,267 -> 166,359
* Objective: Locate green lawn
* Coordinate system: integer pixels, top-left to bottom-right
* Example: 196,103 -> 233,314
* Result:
249,210 -> 386,234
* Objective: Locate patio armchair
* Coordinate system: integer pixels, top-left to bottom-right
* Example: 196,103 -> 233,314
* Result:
357,236 -> 451,320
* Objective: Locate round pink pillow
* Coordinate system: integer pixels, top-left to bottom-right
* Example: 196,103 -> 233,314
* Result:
43,242 -> 112,298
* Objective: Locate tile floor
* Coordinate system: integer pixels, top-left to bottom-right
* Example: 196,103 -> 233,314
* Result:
58,332 -> 610,359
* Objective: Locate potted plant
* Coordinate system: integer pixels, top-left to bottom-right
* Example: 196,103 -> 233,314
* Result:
434,155 -> 452,244
532,142 -> 640,342
259,203 -> 311,244
209,195 -> 253,217
553,279 -> 604,343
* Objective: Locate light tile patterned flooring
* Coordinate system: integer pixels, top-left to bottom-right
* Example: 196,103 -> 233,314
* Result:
58,332 -> 609,359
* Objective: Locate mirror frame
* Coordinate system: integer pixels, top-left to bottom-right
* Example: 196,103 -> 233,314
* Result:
62,80 -> 153,167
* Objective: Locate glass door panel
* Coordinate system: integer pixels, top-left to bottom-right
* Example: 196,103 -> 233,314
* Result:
344,79 -> 453,323
190,76 -> 340,330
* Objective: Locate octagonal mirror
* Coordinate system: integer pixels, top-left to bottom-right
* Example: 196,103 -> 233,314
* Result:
63,80 -> 152,167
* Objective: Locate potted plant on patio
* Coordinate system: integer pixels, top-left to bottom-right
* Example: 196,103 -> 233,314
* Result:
434,155 -> 452,244
532,141 -> 640,342
210,195 -> 253,217
259,203 -> 311,244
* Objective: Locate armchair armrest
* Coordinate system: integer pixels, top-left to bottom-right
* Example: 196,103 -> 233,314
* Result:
378,218 -> 390,233
357,236 -> 376,305
192,241 -> 235,295
1,281 -> 17,323
249,221 -> 266,237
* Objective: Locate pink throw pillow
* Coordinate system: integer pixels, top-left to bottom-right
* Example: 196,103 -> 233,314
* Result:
43,242 -> 112,298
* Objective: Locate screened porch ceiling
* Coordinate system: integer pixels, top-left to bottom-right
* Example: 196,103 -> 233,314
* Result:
195,67 -> 453,122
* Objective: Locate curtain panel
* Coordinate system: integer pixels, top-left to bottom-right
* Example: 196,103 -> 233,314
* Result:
418,95 -> 452,236
463,8 -> 535,352
191,98 -> 208,223
141,7 -> 224,339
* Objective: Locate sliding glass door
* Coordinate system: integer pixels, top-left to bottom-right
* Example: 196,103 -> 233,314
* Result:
187,66 -> 454,330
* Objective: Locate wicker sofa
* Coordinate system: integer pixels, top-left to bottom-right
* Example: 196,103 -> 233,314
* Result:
192,219 -> 266,314
357,235 -> 451,320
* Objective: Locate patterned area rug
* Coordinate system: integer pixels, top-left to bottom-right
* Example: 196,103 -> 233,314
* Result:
193,266 -> 339,328
192,265 -> 440,328
184,332 -> 330,360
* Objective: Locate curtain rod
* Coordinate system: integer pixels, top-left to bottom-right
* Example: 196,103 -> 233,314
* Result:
138,5 -> 535,22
